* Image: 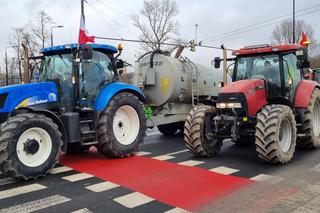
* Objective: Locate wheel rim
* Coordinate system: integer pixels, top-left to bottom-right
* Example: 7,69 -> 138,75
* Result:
279,118 -> 292,153
113,105 -> 140,145
16,127 -> 52,167
313,98 -> 320,137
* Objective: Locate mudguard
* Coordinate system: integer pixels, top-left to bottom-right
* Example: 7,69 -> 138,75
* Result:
294,80 -> 320,108
0,82 -> 58,113
95,82 -> 146,111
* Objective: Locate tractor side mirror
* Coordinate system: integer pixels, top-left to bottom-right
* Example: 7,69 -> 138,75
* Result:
82,44 -> 93,60
116,60 -> 124,69
212,57 -> 221,69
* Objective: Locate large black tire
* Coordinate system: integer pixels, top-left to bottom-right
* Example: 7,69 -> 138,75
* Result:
297,88 -> 320,149
0,113 -> 62,180
184,105 -> 222,157
97,93 -> 146,158
255,105 -> 297,164
157,122 -> 180,136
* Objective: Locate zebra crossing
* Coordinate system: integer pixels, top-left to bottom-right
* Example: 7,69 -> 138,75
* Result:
0,141 -> 319,213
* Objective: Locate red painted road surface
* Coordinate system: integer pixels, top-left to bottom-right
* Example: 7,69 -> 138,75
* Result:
61,151 -> 253,211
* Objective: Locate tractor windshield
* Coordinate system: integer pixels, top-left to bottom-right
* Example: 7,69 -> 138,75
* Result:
41,53 -> 73,107
234,54 -> 281,97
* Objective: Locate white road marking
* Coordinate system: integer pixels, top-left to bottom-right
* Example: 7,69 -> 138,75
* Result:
49,166 -> 73,174
114,192 -> 154,208
0,195 -> 71,213
178,160 -> 204,167
152,155 -> 175,161
135,151 -> 152,156
62,173 -> 93,182
164,207 -> 191,213
0,183 -> 46,200
85,181 -> 119,192
70,208 -> 93,213
250,174 -> 284,184
0,178 -> 16,186
310,163 -> 320,172
209,166 -> 240,175
165,149 -> 189,156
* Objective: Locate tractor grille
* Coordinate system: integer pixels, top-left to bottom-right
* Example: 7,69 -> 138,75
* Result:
216,93 -> 248,116
0,93 -> 8,109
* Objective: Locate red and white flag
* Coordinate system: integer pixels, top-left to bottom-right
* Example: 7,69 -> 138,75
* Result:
78,15 -> 95,44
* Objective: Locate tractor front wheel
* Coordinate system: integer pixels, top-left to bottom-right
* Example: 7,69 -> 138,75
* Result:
0,113 -> 62,180
184,105 -> 222,157
255,105 -> 297,164
97,93 -> 146,158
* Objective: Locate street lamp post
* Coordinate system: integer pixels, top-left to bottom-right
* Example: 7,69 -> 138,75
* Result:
51,25 -> 64,46
293,0 -> 296,43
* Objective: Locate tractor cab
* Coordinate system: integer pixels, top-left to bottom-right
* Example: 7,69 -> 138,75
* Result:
40,43 -> 123,109
313,68 -> 320,83
231,44 -> 309,103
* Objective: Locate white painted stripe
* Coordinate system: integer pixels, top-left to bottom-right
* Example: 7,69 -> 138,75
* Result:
0,178 -> 16,186
85,182 -> 119,192
62,173 -> 93,182
250,174 -> 284,184
310,163 -> 320,172
135,151 -> 152,156
164,207 -> 191,213
209,166 -> 240,175
0,195 -> 71,213
178,160 -> 204,167
114,192 -> 154,208
70,208 -> 93,213
49,166 -> 73,174
0,184 -> 46,200
166,149 -> 189,156
152,155 -> 175,161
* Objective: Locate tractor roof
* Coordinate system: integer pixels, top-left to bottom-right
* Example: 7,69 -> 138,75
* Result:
232,44 -> 300,56
41,43 -> 118,55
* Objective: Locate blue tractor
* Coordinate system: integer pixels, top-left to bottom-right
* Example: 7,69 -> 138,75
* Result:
0,43 -> 146,180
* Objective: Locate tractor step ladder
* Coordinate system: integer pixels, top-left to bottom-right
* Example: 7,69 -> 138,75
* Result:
185,57 -> 199,106
80,118 -> 98,146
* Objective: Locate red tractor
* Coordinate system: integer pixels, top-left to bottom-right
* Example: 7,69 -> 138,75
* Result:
184,44 -> 320,164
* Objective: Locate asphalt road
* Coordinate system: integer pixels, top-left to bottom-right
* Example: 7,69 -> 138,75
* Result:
1,132 -> 320,213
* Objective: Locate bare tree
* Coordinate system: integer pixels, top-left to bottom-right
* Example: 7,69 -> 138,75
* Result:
30,10 -> 54,49
271,19 -> 317,52
132,0 -> 180,51
9,27 -> 24,83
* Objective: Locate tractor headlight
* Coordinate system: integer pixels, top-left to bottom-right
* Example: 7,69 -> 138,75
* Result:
217,102 -> 242,109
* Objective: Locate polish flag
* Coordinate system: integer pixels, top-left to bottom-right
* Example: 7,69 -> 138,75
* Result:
299,31 -> 310,47
78,15 -> 95,44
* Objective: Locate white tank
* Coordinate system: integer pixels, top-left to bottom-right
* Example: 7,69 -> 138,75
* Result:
134,53 -> 225,107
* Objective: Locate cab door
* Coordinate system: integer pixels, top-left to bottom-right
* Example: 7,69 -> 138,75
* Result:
282,53 -> 302,102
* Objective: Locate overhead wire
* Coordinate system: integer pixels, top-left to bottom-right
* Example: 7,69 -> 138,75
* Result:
201,3 -> 320,44
203,7 -> 320,44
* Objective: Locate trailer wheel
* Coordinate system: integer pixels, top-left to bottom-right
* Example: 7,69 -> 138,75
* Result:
297,88 -> 320,149
157,123 -> 180,136
184,105 -> 222,157
0,113 -> 62,180
97,93 -> 146,158
255,105 -> 297,164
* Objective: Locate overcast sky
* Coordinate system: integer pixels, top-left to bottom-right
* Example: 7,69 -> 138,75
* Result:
0,0 -> 319,69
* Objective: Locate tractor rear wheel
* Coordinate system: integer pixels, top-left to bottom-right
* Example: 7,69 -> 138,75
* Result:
0,113 -> 62,180
97,93 -> 146,158
255,105 -> 297,164
297,88 -> 320,149
184,105 -> 222,157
